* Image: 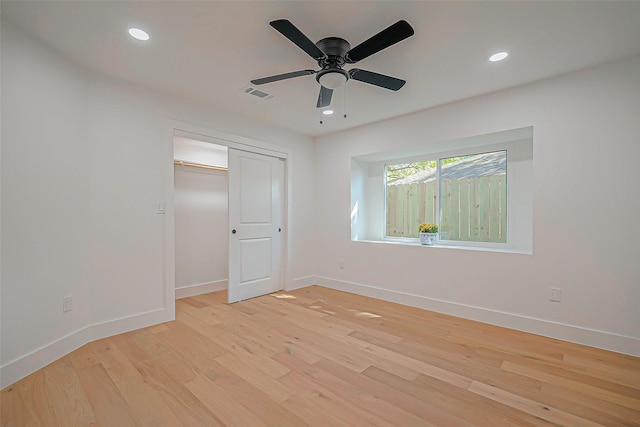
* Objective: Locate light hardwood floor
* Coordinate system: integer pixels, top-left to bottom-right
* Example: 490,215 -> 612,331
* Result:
2,286 -> 639,426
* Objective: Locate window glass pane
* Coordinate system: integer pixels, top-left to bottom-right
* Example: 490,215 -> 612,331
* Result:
439,151 -> 507,243
386,161 -> 437,238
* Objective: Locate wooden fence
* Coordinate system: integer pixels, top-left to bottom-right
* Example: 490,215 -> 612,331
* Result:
386,175 -> 506,242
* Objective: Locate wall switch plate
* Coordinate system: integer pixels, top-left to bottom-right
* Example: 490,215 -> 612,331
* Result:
157,202 -> 166,214
550,287 -> 562,302
63,296 -> 73,312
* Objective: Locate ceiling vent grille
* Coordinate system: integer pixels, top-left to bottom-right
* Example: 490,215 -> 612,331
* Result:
241,86 -> 275,100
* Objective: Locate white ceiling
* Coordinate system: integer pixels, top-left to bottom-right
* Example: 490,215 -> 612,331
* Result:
3,1 -> 640,137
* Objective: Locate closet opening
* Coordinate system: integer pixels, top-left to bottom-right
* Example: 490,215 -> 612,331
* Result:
173,136 -> 229,299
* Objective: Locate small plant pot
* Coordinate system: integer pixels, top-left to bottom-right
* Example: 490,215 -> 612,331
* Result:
420,232 -> 437,246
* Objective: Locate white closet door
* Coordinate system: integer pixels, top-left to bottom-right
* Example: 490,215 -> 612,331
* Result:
227,148 -> 283,303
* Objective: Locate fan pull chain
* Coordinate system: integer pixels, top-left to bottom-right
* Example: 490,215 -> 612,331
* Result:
343,84 -> 348,119
319,90 -> 324,124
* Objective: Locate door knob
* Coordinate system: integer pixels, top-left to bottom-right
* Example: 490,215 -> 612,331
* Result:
232,229 -> 237,234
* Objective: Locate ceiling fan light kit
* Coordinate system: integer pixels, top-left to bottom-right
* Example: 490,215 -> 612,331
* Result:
251,19 -> 414,109
317,69 -> 348,89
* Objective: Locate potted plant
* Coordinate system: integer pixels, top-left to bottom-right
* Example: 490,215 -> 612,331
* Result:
419,223 -> 438,246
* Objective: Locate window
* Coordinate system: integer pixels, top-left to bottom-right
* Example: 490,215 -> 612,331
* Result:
385,151 -> 507,243
351,127 -> 532,253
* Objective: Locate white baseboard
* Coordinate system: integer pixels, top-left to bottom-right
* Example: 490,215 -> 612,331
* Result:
175,280 -> 227,299
0,307 -> 173,389
0,326 -> 92,390
287,276 -> 318,292
312,276 -> 640,357
89,307 -> 174,342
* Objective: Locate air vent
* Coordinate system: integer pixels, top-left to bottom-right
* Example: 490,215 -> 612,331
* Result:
241,86 -> 275,100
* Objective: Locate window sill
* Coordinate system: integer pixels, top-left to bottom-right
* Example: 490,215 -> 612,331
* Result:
352,238 -> 532,255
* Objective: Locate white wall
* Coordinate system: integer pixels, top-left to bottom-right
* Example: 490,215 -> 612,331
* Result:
174,166 -> 228,298
2,18 -> 92,380
1,20 -> 316,387
314,56 -> 640,356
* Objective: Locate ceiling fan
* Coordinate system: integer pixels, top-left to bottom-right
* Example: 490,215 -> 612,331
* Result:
251,19 -> 415,108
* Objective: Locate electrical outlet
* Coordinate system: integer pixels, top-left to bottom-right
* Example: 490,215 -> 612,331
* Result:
550,287 -> 562,302
63,296 -> 73,313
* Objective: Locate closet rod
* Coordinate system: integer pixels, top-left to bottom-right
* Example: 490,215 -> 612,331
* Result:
174,160 -> 227,172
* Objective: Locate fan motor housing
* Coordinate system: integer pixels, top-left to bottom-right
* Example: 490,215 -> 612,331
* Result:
316,37 -> 350,57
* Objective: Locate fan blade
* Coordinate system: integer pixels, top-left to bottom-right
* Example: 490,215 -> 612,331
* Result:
270,19 -> 325,60
251,70 -> 316,85
348,69 -> 406,91
316,85 -> 333,108
345,20 -> 414,63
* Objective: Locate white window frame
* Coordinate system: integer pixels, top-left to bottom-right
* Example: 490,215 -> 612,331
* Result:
351,127 -> 532,254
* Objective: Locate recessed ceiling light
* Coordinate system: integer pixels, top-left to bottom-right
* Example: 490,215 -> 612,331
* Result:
489,51 -> 509,62
128,28 -> 150,41
322,109 -> 334,115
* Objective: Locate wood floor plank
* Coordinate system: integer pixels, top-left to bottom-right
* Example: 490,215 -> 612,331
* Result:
75,364 -> 137,427
280,386 -> 357,426
367,365 -> 545,426
539,382 -> 640,426
65,345 -> 100,370
255,293 -> 330,320
3,285 -> 639,426
13,370 -> 60,427
297,286 -> 456,338
313,357 -> 476,427
280,370 -> 406,427
190,290 -> 227,305
175,299 -> 220,325
562,352 -> 640,389
351,329 -> 545,394
154,320 -> 228,374
201,359 -> 308,426
109,328 -> 167,365
468,380 -> 605,427
43,359 -> 96,426
448,326 -> 566,364
280,313 -> 421,380
89,338 -> 140,383
338,330 -> 474,388
179,296 -> 208,309
214,352 -> 295,403
502,359 -> 640,409
218,311 -> 325,365
184,373 -> 268,427
237,297 -> 290,318
115,375 -> 185,427
0,386 -> 19,427
329,312 -> 404,342
204,303 -> 292,357
207,327 -> 290,378
275,352 -> 434,427
440,346 -> 639,425
1,382 -> 37,427
134,357 -> 224,426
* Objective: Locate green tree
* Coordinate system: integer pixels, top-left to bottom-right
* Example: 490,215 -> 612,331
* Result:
386,161 -> 435,182
386,158 -> 467,183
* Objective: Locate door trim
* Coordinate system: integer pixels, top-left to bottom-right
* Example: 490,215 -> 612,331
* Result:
163,120 -> 290,310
